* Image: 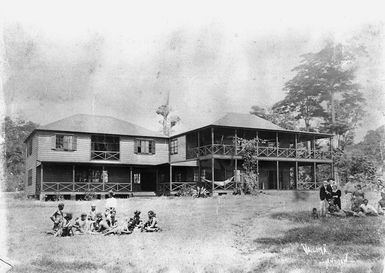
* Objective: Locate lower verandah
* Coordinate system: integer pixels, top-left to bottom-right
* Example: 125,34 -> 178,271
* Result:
161,159 -> 333,193
37,163 -> 158,198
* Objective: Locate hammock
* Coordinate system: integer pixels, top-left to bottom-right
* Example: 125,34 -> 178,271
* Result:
203,176 -> 234,187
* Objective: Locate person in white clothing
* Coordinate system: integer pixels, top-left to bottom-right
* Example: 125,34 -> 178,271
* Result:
105,190 -> 117,216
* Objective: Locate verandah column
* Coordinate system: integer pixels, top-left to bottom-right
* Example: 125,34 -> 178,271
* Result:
295,161 -> 299,190
130,167 -> 133,192
40,163 -> 44,200
313,162 -> 317,189
276,161 -> 279,190
72,165 -> 75,191
234,129 -> 238,177
276,132 -> 279,157
169,165 -> 173,192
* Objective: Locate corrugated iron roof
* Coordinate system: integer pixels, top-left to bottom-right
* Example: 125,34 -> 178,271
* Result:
37,114 -> 165,138
210,112 -> 284,130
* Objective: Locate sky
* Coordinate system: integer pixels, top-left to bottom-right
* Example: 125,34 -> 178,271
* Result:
1,0 -> 385,141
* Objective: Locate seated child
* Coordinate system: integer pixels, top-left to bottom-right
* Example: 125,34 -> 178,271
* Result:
103,219 -> 133,236
343,198 -> 364,217
360,199 -> 378,216
327,199 -> 345,217
54,213 -> 74,237
50,203 -> 64,232
89,204 -> 97,221
92,212 -> 110,234
73,213 -> 88,234
141,210 -> 161,232
106,212 -> 118,228
129,210 -> 142,230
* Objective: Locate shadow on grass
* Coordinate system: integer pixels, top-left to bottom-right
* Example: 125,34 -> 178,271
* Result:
270,211 -> 314,223
28,257 -> 99,272
256,216 -> 385,246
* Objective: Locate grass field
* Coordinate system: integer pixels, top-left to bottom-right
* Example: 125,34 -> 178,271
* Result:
3,191 -> 385,273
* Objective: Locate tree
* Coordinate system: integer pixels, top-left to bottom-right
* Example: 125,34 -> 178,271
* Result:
353,125 -> 385,173
3,117 -> 38,191
156,104 -> 180,136
280,42 -> 366,140
237,138 -> 260,194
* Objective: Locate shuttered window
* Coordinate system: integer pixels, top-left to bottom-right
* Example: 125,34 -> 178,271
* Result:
52,135 -> 77,151
134,139 -> 155,154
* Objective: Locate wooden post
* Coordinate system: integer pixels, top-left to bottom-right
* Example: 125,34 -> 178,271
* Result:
235,129 -> 238,156
41,163 -> 44,197
130,167 -> 133,192
72,165 -> 75,191
234,129 -> 238,175
169,165 -> 173,192
211,157 -> 215,192
276,132 -> 279,157
295,134 -> 298,158
313,162 -> 317,188
256,131 -> 259,156
197,130 -> 200,158
276,161 -> 280,190
295,161 -> 298,189
256,159 -> 259,189
313,135 -> 316,159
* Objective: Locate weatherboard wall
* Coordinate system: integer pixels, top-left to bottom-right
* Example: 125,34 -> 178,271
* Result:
36,131 -> 169,165
25,134 -> 38,195
170,135 -> 186,162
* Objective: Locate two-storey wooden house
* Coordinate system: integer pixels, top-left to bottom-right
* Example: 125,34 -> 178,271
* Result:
25,113 -> 333,199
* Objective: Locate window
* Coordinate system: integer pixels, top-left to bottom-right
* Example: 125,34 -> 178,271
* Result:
134,139 -> 155,154
91,135 -> 120,151
53,135 -> 77,151
27,169 -> 32,186
26,139 -> 32,157
170,138 -> 178,155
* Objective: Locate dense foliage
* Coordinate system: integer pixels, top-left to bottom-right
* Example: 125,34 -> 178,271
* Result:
250,41 -> 383,187
3,116 -> 38,191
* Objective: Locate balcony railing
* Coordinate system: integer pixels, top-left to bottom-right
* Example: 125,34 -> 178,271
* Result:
42,182 -> 131,192
187,144 -> 332,160
91,151 -> 120,161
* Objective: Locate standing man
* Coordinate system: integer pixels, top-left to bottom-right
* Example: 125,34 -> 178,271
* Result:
319,180 -> 329,217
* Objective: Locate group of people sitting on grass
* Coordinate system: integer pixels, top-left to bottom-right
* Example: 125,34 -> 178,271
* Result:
319,177 -> 385,217
47,191 -> 161,237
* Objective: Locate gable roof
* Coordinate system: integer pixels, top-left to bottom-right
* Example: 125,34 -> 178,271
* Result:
210,112 -> 284,130
36,114 -> 165,138
171,112 -> 333,138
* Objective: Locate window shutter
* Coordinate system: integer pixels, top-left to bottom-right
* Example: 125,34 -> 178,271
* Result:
64,136 -> 70,150
134,139 -> 139,154
72,136 -> 77,151
51,135 -> 56,149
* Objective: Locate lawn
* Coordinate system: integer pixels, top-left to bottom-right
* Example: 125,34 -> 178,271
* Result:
2,191 -> 385,273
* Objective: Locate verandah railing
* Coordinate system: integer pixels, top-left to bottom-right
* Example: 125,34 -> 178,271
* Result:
187,144 -> 332,160
91,151 -> 120,160
42,182 -> 132,192
158,182 -> 197,193
296,181 -> 323,190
